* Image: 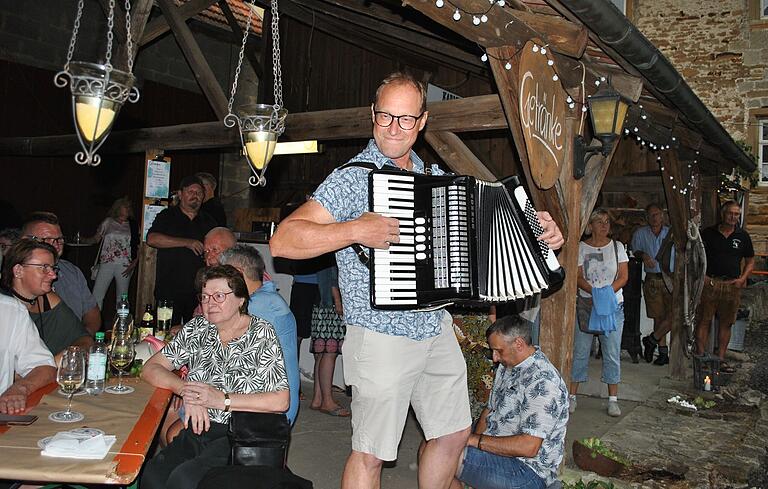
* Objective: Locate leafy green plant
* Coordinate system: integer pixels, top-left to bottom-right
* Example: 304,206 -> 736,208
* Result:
453,314 -> 494,416
692,396 -> 716,410
578,438 -> 631,466
562,478 -> 616,489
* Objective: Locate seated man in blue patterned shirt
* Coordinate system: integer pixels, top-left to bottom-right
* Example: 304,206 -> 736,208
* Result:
452,315 -> 569,489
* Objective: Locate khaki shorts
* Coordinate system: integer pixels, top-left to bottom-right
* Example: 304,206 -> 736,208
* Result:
696,278 -> 741,327
643,274 -> 672,319
342,313 -> 472,461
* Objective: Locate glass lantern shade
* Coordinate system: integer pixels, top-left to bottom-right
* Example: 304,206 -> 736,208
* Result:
587,84 -> 629,144
57,61 -> 138,165
228,103 -> 288,186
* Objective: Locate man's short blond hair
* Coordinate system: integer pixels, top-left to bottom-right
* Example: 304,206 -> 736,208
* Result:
373,72 -> 427,114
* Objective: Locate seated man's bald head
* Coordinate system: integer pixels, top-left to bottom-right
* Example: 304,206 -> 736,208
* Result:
204,227 -> 236,266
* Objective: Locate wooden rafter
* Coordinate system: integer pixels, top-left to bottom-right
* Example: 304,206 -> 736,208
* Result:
403,0 -> 588,59
140,0 -> 220,47
157,0 -> 229,119
423,132 -> 497,180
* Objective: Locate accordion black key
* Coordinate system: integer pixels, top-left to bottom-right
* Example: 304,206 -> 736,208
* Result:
368,169 -> 565,310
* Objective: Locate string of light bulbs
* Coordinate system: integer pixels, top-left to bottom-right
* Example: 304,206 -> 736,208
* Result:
434,0 -> 507,25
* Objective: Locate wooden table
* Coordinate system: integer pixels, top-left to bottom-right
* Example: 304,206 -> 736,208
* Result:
0,377 -> 171,485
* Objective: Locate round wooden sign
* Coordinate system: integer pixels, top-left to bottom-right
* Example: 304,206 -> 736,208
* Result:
518,41 -> 568,190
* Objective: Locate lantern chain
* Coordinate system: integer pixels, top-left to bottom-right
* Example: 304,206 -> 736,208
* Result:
105,0 -> 116,69
271,0 -> 283,108
227,2 -> 254,116
64,0 -> 86,71
124,0 -> 135,73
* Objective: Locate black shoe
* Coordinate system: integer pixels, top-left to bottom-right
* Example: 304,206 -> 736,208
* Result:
642,335 -> 656,363
653,353 -> 669,366
630,351 -> 640,364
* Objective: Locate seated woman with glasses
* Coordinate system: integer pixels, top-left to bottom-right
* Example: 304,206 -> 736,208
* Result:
0,239 -> 93,364
141,265 -> 289,489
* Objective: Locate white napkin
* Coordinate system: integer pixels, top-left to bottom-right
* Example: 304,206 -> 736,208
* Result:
41,431 -> 117,459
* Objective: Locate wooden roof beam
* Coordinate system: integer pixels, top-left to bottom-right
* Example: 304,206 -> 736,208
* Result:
218,0 -> 263,78
0,94 -> 508,156
424,131 -> 497,180
157,0 -> 229,119
140,0 -> 219,47
403,0 -> 588,59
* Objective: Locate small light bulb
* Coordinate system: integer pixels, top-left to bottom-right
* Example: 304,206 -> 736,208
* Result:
624,129 -> 629,135
637,136 -> 641,141
453,9 -> 461,20
600,76 -> 606,82
569,103 -> 575,109
672,185 -> 676,189
480,53 -> 488,62
473,15 -> 480,25
641,141 -> 646,146
532,45 -> 539,52
505,61 -> 512,70
497,0 -> 505,6
641,114 -> 647,120
552,74 -> 558,81
634,127 -> 639,132
670,176 -> 674,180
541,47 -> 547,54
566,96 -> 573,103
548,59 -> 554,66
481,14 -> 488,22
582,106 -> 587,112
595,80 -> 601,86
436,0 -> 444,7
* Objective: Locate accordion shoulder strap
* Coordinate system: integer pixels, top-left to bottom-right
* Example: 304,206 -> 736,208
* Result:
338,161 -> 379,172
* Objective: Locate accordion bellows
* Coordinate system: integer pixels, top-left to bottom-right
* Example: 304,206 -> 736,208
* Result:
369,169 -> 565,310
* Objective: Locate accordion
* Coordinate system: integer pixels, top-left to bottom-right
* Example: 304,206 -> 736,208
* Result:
368,169 -> 565,310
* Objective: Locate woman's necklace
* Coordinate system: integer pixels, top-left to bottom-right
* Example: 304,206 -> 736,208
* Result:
11,288 -> 37,306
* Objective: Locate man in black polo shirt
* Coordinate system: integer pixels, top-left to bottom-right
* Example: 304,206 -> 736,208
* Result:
694,200 -> 754,369
147,176 -> 216,324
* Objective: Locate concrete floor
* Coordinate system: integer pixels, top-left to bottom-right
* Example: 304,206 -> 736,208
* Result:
286,349 -> 667,489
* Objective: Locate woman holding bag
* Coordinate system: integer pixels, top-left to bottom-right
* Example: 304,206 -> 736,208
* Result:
569,208 -> 628,417
86,197 -> 138,310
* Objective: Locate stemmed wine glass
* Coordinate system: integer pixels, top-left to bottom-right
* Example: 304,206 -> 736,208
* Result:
105,335 -> 135,394
49,346 -> 86,422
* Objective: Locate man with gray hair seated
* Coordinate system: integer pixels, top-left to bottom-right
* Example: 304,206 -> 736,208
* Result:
448,315 -> 569,489
220,245 -> 300,424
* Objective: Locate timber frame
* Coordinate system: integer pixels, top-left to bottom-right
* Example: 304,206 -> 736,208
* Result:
0,0 -> 756,380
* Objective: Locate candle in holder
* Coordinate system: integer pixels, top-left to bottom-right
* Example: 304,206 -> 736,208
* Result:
704,375 -> 711,391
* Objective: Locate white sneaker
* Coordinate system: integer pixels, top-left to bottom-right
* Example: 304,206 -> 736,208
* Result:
568,395 -> 577,414
607,400 -> 621,417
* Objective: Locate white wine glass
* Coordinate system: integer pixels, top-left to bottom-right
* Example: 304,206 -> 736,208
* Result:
49,346 -> 86,422
105,335 -> 135,394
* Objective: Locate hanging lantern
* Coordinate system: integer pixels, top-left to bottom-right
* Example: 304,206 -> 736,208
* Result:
224,0 -> 287,187
55,0 -> 140,166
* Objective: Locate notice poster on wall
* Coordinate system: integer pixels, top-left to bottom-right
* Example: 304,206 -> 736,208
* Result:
146,159 -> 171,199
142,204 -> 166,241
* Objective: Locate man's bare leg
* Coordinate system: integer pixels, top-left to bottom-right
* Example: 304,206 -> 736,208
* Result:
717,323 -> 733,361
418,427 -> 471,489
341,450 -> 383,489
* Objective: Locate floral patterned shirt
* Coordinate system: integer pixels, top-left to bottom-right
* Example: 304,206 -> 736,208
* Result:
484,348 -> 569,486
312,139 -> 448,341
97,218 -> 131,265
162,315 -> 289,424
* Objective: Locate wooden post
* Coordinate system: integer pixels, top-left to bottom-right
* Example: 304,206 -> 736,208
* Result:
539,113 -> 581,378
135,149 -> 167,317
660,149 -> 690,379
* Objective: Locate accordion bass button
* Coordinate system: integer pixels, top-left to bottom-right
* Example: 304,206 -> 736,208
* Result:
415,235 -> 426,243
415,217 -> 426,225
416,244 -> 426,252
415,226 -> 426,234
416,252 -> 427,260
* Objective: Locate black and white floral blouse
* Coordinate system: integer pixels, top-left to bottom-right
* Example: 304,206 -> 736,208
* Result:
162,314 -> 289,424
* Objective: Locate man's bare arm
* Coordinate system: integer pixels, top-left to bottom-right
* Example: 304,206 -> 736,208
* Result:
0,365 -> 56,414
82,306 -> 101,336
270,200 -> 399,259
468,432 -> 543,458
147,232 -> 204,255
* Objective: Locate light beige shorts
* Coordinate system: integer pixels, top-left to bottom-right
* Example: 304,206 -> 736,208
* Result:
342,313 -> 472,461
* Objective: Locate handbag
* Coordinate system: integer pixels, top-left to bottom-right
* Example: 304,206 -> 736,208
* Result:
228,411 -> 291,468
90,238 -> 104,281
578,240 -> 620,334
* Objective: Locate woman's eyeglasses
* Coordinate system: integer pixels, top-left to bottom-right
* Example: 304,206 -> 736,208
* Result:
198,291 -> 235,304
21,263 -> 60,274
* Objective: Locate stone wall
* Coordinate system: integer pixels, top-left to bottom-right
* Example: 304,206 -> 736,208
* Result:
632,0 -> 768,141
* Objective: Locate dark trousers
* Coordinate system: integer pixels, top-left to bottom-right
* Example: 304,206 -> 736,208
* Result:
140,423 -> 230,489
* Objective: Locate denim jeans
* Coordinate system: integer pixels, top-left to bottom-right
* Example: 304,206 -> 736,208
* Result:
571,303 -> 624,385
458,446 -> 546,489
